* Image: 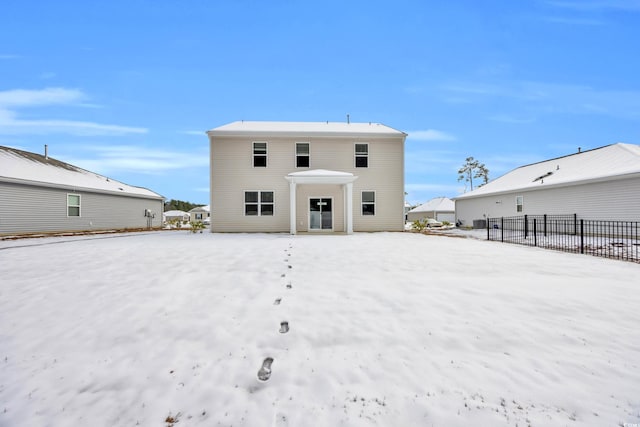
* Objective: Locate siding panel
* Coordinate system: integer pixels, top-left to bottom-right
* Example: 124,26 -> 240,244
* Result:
0,182 -> 163,235
211,134 -> 405,232
455,176 -> 640,224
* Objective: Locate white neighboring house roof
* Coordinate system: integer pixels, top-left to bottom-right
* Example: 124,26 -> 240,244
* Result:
454,143 -> 640,200
163,210 -> 189,217
409,197 -> 455,213
189,205 -> 210,213
0,146 -> 163,199
207,121 -> 407,138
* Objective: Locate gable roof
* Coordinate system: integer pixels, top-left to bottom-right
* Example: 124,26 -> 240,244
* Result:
454,143 -> 640,200
409,197 -> 455,213
189,205 -> 210,213
163,210 -> 189,217
207,121 -> 407,138
0,146 -> 163,199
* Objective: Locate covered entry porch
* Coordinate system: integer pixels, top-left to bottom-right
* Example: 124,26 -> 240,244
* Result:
284,170 -> 358,235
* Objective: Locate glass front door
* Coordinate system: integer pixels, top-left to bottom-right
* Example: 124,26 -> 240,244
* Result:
309,198 -> 332,230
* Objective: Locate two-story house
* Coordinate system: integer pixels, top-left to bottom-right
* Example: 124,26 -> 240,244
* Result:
207,121 -> 407,234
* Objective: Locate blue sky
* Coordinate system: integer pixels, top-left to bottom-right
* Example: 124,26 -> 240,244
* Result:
1,0 -> 639,205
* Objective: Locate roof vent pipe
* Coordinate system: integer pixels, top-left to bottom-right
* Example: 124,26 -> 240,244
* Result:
578,147 -> 581,153
346,114 -> 350,124
44,144 -> 48,159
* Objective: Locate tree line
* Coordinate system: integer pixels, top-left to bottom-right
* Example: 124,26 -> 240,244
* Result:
164,199 -> 204,212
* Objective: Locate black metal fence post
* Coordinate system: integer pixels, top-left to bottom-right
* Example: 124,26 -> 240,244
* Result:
486,214 -> 638,263
487,218 -> 490,240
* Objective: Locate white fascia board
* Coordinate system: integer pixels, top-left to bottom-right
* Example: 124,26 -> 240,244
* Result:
0,176 -> 165,200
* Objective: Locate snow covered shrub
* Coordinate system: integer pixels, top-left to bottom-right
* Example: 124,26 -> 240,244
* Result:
189,221 -> 206,233
412,219 -> 427,232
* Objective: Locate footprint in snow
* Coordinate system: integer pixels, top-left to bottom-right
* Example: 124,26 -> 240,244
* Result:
274,412 -> 289,427
274,298 -> 282,305
286,282 -> 292,289
279,321 -> 289,334
257,357 -> 274,381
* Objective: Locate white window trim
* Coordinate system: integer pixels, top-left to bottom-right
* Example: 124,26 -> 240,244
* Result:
67,193 -> 81,217
244,190 -> 275,216
252,141 -> 268,168
361,190 -> 376,216
516,195 -> 524,213
295,142 -> 310,168
354,142 -> 369,168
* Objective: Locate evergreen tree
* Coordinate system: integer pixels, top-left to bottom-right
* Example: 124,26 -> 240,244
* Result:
458,157 -> 489,192
164,199 -> 203,212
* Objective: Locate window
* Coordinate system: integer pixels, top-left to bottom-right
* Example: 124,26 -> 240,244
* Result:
355,143 -> 368,168
362,191 -> 375,215
296,142 -> 310,168
245,191 -> 274,216
67,194 -> 81,217
253,142 -> 267,167
516,195 -> 523,212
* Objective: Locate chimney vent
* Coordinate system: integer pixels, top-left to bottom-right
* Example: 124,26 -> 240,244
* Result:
44,144 -> 48,159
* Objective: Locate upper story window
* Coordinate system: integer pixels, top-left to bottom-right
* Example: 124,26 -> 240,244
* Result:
245,191 -> 274,216
355,143 -> 368,168
253,142 -> 267,167
516,195 -> 523,212
67,194 -> 81,217
362,191 -> 375,215
296,142 -> 310,168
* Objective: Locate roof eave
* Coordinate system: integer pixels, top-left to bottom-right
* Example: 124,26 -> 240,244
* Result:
0,176 -> 164,200
453,171 -> 640,201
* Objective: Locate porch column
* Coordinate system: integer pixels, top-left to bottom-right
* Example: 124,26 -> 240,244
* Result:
345,182 -> 353,234
289,181 -> 297,235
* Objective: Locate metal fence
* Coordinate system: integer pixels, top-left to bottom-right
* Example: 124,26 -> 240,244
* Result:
487,214 -> 640,263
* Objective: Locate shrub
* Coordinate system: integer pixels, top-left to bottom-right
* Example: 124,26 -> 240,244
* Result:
412,219 -> 427,232
189,221 -> 206,234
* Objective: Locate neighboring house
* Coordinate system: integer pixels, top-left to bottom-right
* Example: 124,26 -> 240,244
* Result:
189,205 -> 210,223
453,143 -> 640,226
207,121 -> 407,234
0,146 -> 164,236
407,197 -> 455,223
163,210 -> 190,223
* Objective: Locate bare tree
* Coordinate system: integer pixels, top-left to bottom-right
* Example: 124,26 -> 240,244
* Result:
458,157 -> 489,192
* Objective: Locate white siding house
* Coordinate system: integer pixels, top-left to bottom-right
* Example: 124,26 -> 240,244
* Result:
0,146 -> 164,236
407,197 -> 455,223
207,121 -> 407,234
454,143 -> 640,226
189,205 -> 210,223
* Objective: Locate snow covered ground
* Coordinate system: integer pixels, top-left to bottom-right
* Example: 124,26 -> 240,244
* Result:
1,231 -> 639,427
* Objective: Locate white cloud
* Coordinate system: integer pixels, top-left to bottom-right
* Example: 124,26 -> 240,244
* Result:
546,0 -> 640,11
63,145 -> 209,175
0,87 -> 147,136
0,113 -> 147,136
442,80 -> 640,120
180,130 -> 207,136
0,87 -> 84,108
406,129 -> 456,141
